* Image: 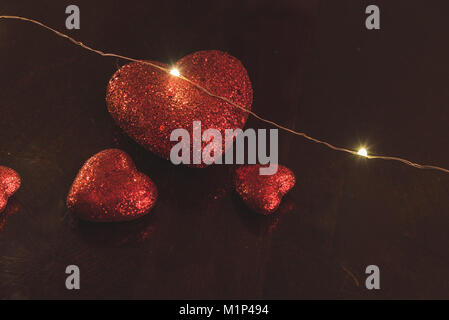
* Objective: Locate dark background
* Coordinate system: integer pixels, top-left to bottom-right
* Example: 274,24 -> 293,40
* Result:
1,0 -> 449,299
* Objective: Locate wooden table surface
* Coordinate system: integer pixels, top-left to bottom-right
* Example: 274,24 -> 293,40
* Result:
1,0 -> 449,299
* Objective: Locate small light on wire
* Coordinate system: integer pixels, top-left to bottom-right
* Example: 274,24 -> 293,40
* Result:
357,147 -> 368,157
170,68 -> 180,77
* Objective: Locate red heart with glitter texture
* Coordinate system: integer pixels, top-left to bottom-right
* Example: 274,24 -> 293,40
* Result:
67,149 -> 158,222
106,50 -> 253,166
0,166 -> 21,213
234,165 -> 296,215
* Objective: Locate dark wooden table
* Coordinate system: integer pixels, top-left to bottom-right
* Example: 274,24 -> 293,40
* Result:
1,0 -> 449,299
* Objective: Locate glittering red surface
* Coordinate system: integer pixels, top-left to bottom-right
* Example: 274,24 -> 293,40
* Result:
106,50 -> 253,166
67,149 -> 158,222
234,165 -> 296,215
0,166 -> 21,213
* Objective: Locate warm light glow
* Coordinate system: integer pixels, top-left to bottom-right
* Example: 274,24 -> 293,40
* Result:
357,148 -> 368,157
170,68 -> 180,77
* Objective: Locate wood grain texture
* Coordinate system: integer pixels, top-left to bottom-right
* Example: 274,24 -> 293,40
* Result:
0,0 -> 449,299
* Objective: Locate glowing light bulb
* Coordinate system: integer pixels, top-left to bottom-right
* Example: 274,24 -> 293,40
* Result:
170,68 -> 180,77
357,148 -> 368,157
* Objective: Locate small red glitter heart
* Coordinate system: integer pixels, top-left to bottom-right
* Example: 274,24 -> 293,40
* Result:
234,165 -> 296,215
67,149 -> 158,222
106,50 -> 253,166
0,166 -> 21,213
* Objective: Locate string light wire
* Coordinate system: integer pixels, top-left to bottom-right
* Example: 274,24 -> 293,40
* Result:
1,15 -> 449,174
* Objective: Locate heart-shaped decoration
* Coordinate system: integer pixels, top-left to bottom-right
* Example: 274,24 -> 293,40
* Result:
67,149 -> 158,222
106,50 -> 253,166
0,166 -> 21,213
234,165 -> 296,215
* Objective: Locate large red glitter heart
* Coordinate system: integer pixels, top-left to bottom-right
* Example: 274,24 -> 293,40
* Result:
67,149 -> 158,222
0,166 -> 21,213
234,165 -> 296,215
106,50 -> 253,166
